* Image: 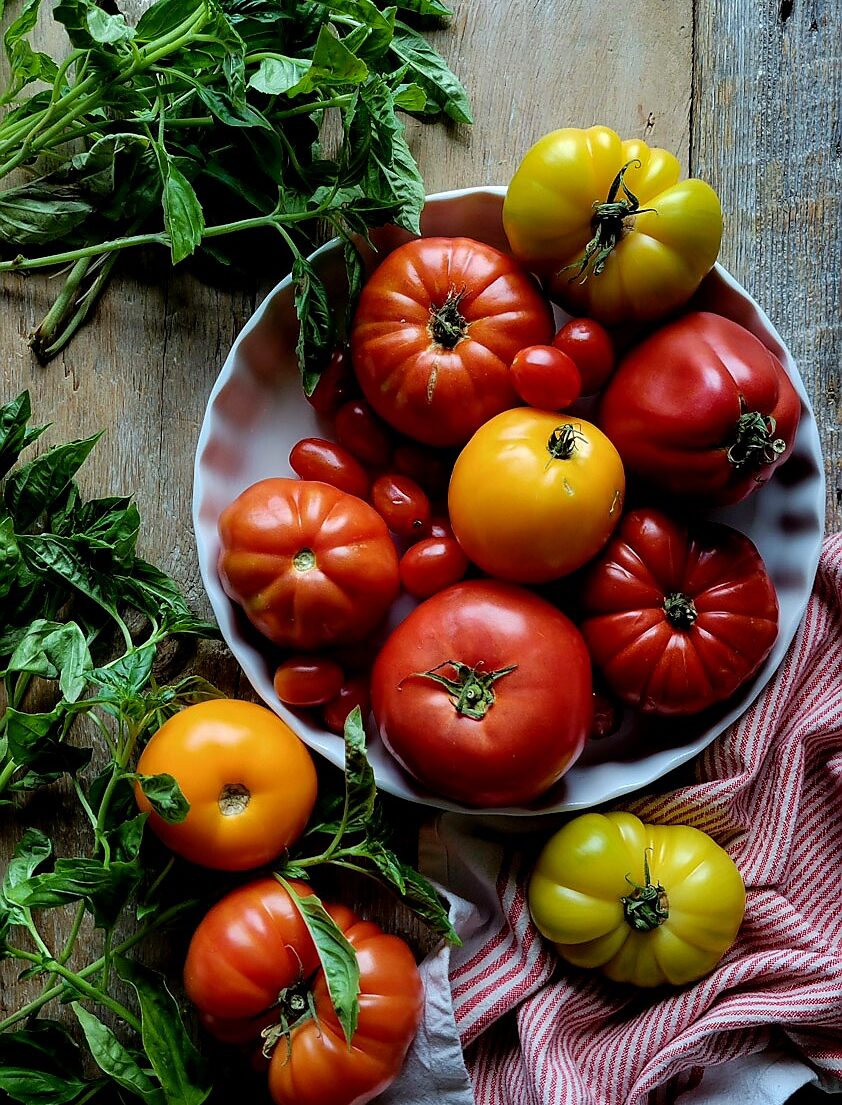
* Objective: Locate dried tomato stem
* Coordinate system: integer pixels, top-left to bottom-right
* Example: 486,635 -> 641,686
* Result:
564,159 -> 655,282
546,423 -> 587,460
428,288 -> 469,348
663,592 -> 698,630
726,411 -> 787,471
621,851 -> 669,932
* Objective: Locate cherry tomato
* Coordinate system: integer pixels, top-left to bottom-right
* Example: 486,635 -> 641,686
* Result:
321,673 -> 372,735
553,318 -> 616,394
273,655 -> 345,707
134,700 -> 317,871
304,346 -> 353,415
392,443 -> 453,499
510,345 -> 582,410
370,473 -> 431,540
428,515 -> 455,540
399,537 -> 469,598
306,348 -> 356,416
289,437 -> 370,499
334,399 -> 394,470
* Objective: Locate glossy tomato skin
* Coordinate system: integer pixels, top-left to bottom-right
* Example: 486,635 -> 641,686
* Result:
217,478 -> 400,650
185,878 -> 423,1105
510,345 -> 582,410
553,318 -> 615,394
528,812 -> 746,987
320,672 -> 372,735
273,655 -> 345,707
503,126 -> 722,325
289,438 -> 370,500
599,311 -> 801,505
448,408 -> 625,583
306,348 -> 356,417
579,507 -> 780,715
135,700 -> 317,871
370,473 -> 432,540
399,537 -> 469,598
371,580 -> 592,807
350,236 -> 555,447
334,400 -> 394,470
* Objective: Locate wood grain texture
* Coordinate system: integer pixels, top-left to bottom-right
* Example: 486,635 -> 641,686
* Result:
692,0 -> 841,531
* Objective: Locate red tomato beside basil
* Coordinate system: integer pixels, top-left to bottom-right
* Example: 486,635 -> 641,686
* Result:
371,580 -> 593,807
579,507 -> 780,716
598,311 -> 801,504
217,478 -> 399,650
184,878 -> 423,1105
350,236 -> 555,447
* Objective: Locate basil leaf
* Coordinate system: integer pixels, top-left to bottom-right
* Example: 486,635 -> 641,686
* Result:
0,392 -> 47,478
292,253 -> 335,394
120,558 -> 217,637
4,705 -> 92,781
9,857 -> 142,927
135,0 -> 202,42
88,642 -> 156,698
281,878 -> 360,1045
17,533 -> 120,619
0,1021 -> 91,1104
4,432 -> 102,530
390,23 -> 472,123
393,81 -> 427,111
135,773 -> 190,824
0,827 -> 52,939
72,1004 -> 165,1105
0,513 -> 21,597
6,619 -> 92,702
288,24 -> 369,95
247,55 -> 308,95
0,181 -> 93,245
85,6 -> 134,43
342,706 -> 377,827
393,0 -> 452,15
342,235 -> 366,332
114,956 -> 212,1105
158,148 -> 204,265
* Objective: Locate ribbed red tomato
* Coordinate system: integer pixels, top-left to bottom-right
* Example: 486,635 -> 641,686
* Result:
350,236 -> 555,447
598,311 -> 801,505
217,478 -> 399,650
578,507 -> 780,715
184,878 -> 423,1105
371,580 -> 592,807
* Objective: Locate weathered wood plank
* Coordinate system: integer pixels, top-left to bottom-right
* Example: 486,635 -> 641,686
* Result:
692,0 -> 841,532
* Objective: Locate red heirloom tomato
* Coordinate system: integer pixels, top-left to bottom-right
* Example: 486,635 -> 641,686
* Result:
599,311 -> 801,505
350,236 -> 555,447
579,507 -> 780,716
371,580 -> 592,807
306,348 -> 356,416
135,700 -> 317,870
448,408 -> 625,583
184,878 -> 423,1105
217,478 -> 399,650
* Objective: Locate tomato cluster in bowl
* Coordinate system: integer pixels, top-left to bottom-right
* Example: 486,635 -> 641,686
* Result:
212,127 -> 806,811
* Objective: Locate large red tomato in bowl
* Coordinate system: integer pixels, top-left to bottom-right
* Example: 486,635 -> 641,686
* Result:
598,311 -> 801,505
349,236 -> 555,447
371,580 -> 593,807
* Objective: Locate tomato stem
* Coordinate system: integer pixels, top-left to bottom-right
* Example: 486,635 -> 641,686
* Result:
293,548 -> 317,572
563,159 -> 655,282
546,423 -> 586,460
428,288 -> 469,349
415,660 -> 517,720
621,850 -> 669,932
726,411 -> 787,471
663,592 -> 698,630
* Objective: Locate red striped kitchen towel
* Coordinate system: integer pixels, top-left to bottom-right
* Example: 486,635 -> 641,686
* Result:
399,534 -> 842,1105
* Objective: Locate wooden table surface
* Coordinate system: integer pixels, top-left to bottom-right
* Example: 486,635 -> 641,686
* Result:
2,0 -> 840,1098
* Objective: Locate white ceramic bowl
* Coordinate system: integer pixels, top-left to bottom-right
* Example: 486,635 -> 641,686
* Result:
193,187 -> 826,816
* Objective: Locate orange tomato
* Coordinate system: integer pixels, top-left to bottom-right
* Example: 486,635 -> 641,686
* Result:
135,700 -> 317,871
448,408 -> 625,583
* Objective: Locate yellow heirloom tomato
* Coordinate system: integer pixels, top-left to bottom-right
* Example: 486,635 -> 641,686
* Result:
503,125 -> 723,325
528,812 -> 745,987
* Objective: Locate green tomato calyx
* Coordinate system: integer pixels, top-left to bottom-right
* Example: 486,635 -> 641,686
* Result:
547,422 -> 587,460
727,411 -> 787,471
621,851 -> 669,932
293,547 -> 317,572
417,660 -> 517,720
663,592 -> 698,630
261,982 -> 319,1059
563,159 -> 656,282
428,287 -> 469,349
